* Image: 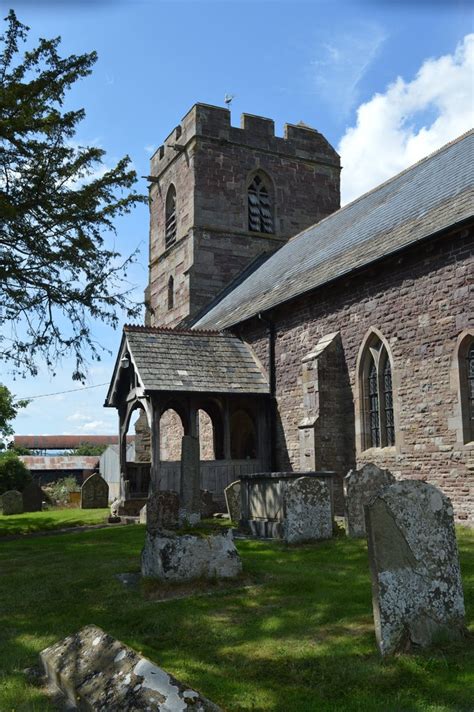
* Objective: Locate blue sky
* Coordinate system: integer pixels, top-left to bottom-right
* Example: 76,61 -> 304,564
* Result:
2,0 -> 473,438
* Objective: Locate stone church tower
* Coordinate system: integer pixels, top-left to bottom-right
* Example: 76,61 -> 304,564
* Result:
145,103 -> 340,328
135,103 -> 341,464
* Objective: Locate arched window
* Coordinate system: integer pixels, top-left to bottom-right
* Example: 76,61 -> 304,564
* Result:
467,343 -> 474,442
455,332 -> 474,443
167,276 -> 174,310
359,333 -> 395,449
165,184 -> 177,248
248,174 -> 273,234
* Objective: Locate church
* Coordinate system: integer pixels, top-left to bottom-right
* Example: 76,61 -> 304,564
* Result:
105,103 -> 473,524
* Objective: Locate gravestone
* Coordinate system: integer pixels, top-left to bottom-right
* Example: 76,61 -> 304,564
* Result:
22,481 -> 43,512
179,435 -> 201,525
146,491 -> 179,532
283,476 -> 333,543
139,503 -> 147,524
365,480 -> 466,656
40,625 -> 221,711
142,529 -> 242,582
344,463 -> 395,537
224,480 -> 241,523
201,489 -> 217,518
1,489 -> 23,515
80,473 -> 109,509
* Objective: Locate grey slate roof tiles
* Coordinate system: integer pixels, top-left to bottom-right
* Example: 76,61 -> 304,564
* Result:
124,326 -> 269,394
194,130 -> 474,330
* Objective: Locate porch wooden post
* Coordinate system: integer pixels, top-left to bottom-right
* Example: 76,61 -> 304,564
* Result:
150,397 -> 161,493
118,405 -> 128,500
223,398 -> 232,460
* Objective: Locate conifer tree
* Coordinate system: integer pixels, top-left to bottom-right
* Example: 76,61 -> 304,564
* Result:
0,10 -> 145,380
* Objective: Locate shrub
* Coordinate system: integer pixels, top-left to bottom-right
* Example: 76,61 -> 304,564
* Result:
0,451 -> 31,495
47,476 -> 80,505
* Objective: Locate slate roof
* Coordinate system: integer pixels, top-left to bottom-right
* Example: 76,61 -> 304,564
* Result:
106,326 -> 269,404
194,131 -> 474,330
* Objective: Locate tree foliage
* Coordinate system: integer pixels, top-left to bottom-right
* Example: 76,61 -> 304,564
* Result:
0,11 -> 146,380
0,383 -> 28,449
0,450 -> 31,494
68,442 -> 106,456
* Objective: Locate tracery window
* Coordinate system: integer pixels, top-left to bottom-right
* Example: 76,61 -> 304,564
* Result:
360,336 -> 395,449
457,335 -> 474,443
248,174 -> 273,234
165,184 -> 177,248
467,343 -> 474,442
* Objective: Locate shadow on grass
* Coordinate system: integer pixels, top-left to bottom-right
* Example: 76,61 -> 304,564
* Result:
0,526 -> 473,711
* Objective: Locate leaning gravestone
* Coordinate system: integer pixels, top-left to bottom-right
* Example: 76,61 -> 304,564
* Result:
80,474 -> 109,509
365,480 -> 466,656
224,480 -> 241,523
2,489 -> 23,515
146,491 -> 179,532
283,476 -> 332,543
40,624 -> 221,711
344,463 -> 395,537
22,481 -> 43,512
180,435 -> 201,525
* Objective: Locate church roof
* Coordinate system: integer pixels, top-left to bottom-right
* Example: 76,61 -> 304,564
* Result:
194,130 -> 474,330
105,326 -> 269,406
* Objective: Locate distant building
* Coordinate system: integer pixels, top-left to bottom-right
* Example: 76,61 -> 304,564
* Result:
19,455 -> 100,486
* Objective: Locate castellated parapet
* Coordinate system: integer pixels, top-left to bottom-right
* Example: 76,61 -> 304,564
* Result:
147,103 -> 340,328
150,104 -> 340,178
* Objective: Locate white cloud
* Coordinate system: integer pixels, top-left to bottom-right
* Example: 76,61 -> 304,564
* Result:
144,144 -> 156,155
311,24 -> 387,116
338,34 -> 474,205
66,412 -> 90,422
76,420 -> 115,434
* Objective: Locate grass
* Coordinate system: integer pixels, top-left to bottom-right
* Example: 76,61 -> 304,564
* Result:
0,525 -> 472,711
0,508 -> 110,536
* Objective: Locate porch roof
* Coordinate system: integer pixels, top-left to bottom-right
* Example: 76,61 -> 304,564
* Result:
105,325 -> 269,407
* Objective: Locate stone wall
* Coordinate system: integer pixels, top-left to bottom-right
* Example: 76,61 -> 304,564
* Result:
239,226 -> 473,522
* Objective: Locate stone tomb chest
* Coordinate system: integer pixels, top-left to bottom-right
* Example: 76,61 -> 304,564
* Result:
240,472 -> 334,541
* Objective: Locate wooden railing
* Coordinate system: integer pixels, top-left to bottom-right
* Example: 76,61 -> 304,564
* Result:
125,459 -> 262,501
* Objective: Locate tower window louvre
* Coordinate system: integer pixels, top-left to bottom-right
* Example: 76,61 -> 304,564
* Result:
165,184 -> 177,248
248,174 -> 274,234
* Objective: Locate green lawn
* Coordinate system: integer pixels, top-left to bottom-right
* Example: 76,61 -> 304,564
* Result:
0,508 -> 110,536
0,525 -> 472,711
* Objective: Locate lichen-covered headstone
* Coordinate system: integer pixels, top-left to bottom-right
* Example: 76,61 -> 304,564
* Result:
40,624 -> 221,711
142,529 -> 242,582
344,463 -> 395,537
365,480 -> 466,656
180,435 -> 201,525
1,489 -> 23,515
146,490 -> 179,532
224,480 -> 241,523
283,476 -> 332,543
80,473 -> 108,509
22,481 -> 43,512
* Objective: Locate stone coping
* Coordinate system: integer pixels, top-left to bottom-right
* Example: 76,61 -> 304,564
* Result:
240,471 -> 335,481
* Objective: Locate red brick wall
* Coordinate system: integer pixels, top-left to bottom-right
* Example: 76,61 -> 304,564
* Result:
238,226 -> 473,522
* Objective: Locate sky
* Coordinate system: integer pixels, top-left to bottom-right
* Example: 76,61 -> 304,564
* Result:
2,0 -> 473,439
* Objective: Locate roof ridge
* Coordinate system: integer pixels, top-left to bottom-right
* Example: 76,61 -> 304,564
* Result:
287,128 -> 474,244
123,323 -> 226,337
